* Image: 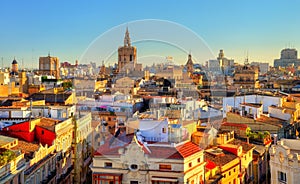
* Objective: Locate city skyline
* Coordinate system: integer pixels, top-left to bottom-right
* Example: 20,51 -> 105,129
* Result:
1,1 -> 300,67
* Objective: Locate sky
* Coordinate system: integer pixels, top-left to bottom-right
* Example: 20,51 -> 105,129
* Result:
1,0 -> 300,68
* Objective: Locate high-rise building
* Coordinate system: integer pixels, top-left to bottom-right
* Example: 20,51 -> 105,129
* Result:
274,48 -> 300,68
39,54 -> 60,79
117,27 -> 137,73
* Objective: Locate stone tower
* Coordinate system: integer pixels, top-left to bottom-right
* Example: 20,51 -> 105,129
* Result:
38,54 -> 60,79
117,27 -> 137,73
186,53 -> 194,74
19,70 -> 28,93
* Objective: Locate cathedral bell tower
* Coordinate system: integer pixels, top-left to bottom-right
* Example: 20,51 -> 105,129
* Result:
117,27 -> 137,73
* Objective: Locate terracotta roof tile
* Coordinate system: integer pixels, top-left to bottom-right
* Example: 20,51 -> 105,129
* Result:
221,122 -> 248,130
35,117 -> 61,132
176,141 -> 202,158
147,146 -> 183,159
11,140 -> 39,155
205,150 -> 237,166
95,135 -> 202,160
228,139 -> 255,152
94,134 -> 133,156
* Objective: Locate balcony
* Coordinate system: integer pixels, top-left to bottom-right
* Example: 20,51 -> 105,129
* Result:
41,169 -> 56,184
56,165 -> 73,183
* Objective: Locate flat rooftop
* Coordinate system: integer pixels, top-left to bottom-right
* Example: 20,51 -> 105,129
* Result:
0,135 -> 17,147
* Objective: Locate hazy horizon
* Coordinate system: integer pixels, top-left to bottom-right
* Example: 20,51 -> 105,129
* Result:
1,1 -> 299,68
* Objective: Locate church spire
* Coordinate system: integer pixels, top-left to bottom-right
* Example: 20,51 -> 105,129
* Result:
124,26 -> 131,47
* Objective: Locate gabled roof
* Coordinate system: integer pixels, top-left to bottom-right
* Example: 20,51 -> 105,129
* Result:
95,134 -> 202,160
94,133 -> 133,156
175,141 -> 202,158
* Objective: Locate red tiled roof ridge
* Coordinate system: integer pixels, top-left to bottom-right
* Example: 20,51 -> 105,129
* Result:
176,141 -> 202,158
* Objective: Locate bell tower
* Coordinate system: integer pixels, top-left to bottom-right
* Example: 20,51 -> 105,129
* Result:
117,27 -> 137,73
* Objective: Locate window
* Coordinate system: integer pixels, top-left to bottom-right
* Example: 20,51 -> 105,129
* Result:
162,127 -> 166,133
278,171 -> 286,182
197,158 -> 201,163
189,162 -> 192,168
130,55 -> 133,61
223,174 -> 226,178
229,171 -> 231,176
104,162 -> 112,168
234,168 -> 236,172
130,164 -> 138,171
41,130 -> 44,135
159,164 -> 171,170
130,181 -> 138,184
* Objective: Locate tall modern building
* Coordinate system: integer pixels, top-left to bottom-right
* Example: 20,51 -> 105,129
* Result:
117,27 -> 137,73
274,48 -> 300,68
39,54 -> 60,79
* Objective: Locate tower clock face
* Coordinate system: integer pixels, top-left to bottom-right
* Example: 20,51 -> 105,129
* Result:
279,152 -> 284,163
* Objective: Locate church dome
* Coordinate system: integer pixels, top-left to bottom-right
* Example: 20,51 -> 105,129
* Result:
12,59 -> 18,64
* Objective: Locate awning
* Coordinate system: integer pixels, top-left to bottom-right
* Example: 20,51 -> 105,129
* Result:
151,177 -> 178,182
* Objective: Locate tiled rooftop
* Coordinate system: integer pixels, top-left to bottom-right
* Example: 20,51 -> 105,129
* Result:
228,139 -> 255,152
95,133 -> 202,160
175,141 -> 202,158
11,140 -> 39,154
35,118 -> 61,132
91,120 -> 101,128
256,115 -> 285,127
221,122 -> 248,130
205,149 -> 238,166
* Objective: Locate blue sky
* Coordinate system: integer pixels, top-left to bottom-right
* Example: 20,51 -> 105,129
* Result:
0,0 -> 299,67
